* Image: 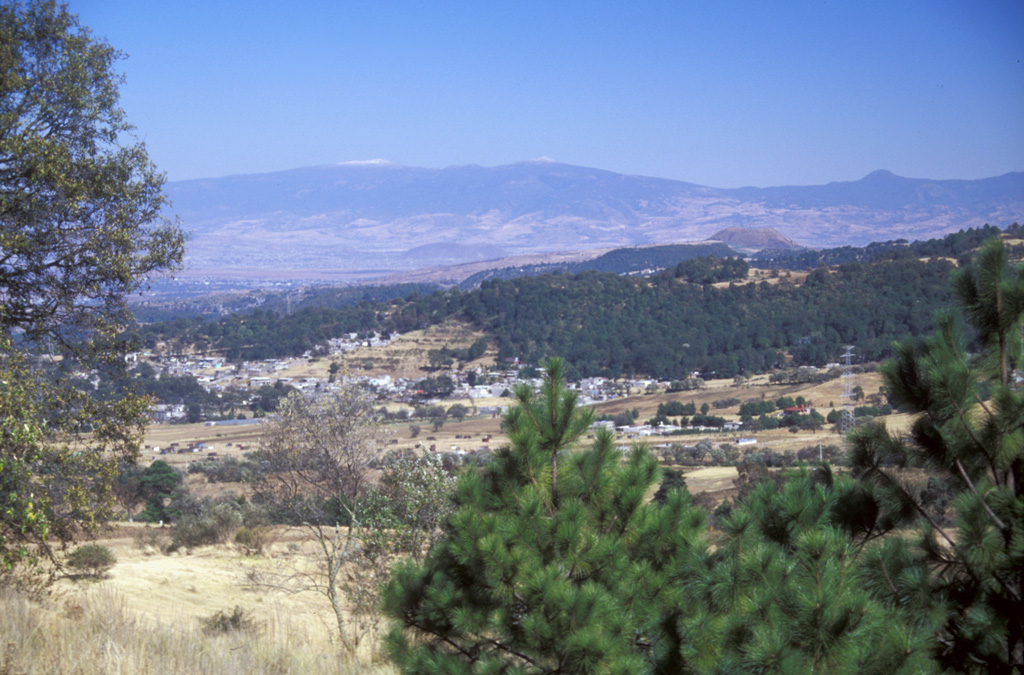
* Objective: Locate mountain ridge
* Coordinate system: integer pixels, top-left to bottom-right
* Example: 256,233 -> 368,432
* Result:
164,161 -> 1024,278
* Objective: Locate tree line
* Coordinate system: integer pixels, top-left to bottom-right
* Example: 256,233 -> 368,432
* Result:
751,223 -> 1021,270
139,249 -> 963,378
457,242 -> 737,288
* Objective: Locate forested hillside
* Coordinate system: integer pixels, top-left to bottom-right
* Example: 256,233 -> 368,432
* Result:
141,253 -> 957,378
458,242 -> 738,288
751,223 -> 1020,269
133,282 -> 439,323
460,257 -> 953,376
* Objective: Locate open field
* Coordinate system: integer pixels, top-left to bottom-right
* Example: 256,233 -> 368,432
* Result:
683,466 -> 739,497
1,526 -> 394,675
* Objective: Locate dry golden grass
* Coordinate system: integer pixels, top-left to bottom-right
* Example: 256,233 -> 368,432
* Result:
0,526 -> 397,675
683,466 -> 739,495
0,586 -> 390,675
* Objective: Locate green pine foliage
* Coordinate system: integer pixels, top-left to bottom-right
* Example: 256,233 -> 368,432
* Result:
382,360 -> 936,674
847,237 -> 1024,672
688,472 -> 937,674
382,358 -> 710,673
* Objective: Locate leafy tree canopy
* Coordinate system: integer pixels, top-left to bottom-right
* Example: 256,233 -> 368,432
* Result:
0,0 -> 184,352
0,0 -> 184,577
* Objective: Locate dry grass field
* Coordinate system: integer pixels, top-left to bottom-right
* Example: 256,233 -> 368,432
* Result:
1,524 -> 395,675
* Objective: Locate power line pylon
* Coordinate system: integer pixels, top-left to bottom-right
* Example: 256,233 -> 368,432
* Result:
840,345 -> 855,434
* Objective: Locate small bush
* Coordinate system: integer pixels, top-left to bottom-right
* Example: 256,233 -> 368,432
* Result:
189,457 -> 264,483
66,544 -> 116,579
171,500 -> 242,550
234,526 -> 269,554
133,529 -> 170,554
200,606 -> 259,635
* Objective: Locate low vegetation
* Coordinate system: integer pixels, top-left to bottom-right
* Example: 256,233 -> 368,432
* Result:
65,544 -> 117,579
0,239 -> 1019,674
0,586 -> 389,675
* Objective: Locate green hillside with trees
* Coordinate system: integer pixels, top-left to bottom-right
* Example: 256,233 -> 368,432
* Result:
142,249 -> 959,378
751,223 -> 1022,269
458,242 -> 738,288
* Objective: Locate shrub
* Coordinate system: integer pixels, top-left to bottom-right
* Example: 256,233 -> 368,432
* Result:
711,396 -> 740,409
66,544 -> 116,579
171,500 -> 242,549
200,606 -> 260,635
234,526 -> 269,554
133,529 -> 170,554
189,457 -> 264,483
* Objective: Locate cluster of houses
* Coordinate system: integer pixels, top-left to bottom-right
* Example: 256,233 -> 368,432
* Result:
136,332 -> 819,447
136,330 -> 679,425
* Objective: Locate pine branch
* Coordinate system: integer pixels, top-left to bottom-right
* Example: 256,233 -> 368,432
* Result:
953,458 -> 1009,534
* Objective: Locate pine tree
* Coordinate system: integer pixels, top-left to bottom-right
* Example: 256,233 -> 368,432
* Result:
382,358 -> 708,673
686,469 -> 937,673
849,237 -> 1024,672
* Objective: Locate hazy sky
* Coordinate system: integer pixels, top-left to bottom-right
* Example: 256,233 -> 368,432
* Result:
69,1 -> 1024,188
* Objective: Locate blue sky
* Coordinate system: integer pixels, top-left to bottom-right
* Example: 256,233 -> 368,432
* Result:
70,1 -> 1023,188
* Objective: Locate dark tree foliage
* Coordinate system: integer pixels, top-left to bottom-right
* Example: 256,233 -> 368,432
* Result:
417,374 -> 455,398
848,238 -> 1024,672
666,255 -> 748,284
428,337 -> 489,367
0,0 -> 184,575
466,257 -> 953,377
738,399 -> 776,418
457,243 -> 738,289
383,360 -> 936,674
138,460 -> 183,523
658,400 -> 696,417
752,224 -> 1009,270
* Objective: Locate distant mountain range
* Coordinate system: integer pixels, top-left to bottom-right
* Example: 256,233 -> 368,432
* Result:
164,161 -> 1024,278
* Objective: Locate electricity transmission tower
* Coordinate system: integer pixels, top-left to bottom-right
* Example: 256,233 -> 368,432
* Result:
840,346 -> 856,434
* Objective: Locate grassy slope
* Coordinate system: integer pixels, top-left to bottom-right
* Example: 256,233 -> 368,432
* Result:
2,526 -> 394,674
